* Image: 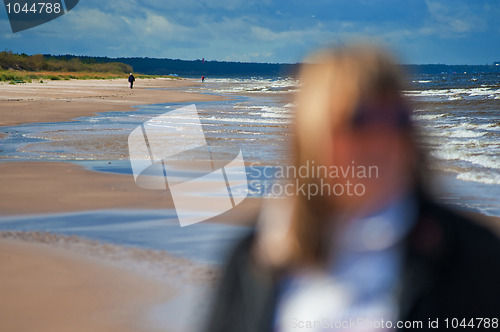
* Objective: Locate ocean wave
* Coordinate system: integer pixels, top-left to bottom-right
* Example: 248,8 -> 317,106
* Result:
232,104 -> 264,110
422,128 -> 486,138
204,115 -> 288,125
203,77 -> 299,95
261,112 -> 293,119
464,154 -> 500,170
474,123 -> 500,131
406,87 -> 500,100
411,113 -> 446,121
447,122 -> 500,135
418,118 -> 499,139
432,148 -> 500,170
231,105 -> 293,119
469,88 -> 500,96
456,171 -> 500,185
449,130 -> 486,138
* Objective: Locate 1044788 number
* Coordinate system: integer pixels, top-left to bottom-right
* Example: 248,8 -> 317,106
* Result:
444,318 -> 499,329
6,2 -> 62,14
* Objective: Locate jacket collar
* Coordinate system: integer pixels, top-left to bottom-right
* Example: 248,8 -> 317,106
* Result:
398,197 -> 457,321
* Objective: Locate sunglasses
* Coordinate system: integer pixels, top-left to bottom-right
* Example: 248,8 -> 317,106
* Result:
352,102 -> 412,129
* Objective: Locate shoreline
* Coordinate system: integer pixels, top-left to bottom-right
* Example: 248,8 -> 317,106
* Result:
0,78 -> 246,332
0,78 -> 261,221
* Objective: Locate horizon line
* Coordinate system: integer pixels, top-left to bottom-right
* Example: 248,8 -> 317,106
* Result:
3,50 -> 499,67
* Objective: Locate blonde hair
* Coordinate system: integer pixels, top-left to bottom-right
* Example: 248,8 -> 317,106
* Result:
281,45 -> 414,266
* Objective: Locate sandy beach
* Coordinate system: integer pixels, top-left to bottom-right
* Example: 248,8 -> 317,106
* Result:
0,78 -> 262,219
0,78 -> 241,332
0,78 -> 224,127
0,237 -> 173,332
0,161 -> 174,215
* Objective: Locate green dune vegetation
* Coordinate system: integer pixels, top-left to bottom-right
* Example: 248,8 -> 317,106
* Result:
0,51 -> 179,83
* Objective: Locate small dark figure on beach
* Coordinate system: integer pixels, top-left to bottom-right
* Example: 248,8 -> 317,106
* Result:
201,75 -> 205,83
128,73 -> 135,89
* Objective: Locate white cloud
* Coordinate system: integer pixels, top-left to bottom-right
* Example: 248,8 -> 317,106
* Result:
135,13 -> 187,37
69,8 -> 127,35
424,0 -> 486,37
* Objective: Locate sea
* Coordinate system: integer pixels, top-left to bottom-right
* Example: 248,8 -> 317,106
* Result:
0,73 -> 499,332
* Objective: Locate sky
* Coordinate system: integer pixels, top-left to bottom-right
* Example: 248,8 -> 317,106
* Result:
1,0 -> 499,64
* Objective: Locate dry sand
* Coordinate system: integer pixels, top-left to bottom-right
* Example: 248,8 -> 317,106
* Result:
0,238 -> 172,332
0,78 -> 225,127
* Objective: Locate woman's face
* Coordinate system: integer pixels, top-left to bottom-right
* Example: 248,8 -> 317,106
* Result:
328,108 -> 416,214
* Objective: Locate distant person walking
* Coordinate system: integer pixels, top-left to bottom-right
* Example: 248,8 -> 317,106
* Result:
201,75 -> 205,83
128,73 -> 135,89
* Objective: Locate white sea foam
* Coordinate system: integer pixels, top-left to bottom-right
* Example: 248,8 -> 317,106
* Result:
264,103 -> 295,119
204,77 -> 299,95
232,104 -> 264,110
457,171 -> 500,185
412,113 -> 446,121
468,123 -> 500,131
432,147 -> 500,170
449,130 -> 486,138
465,155 -> 500,170
235,105 -> 293,119
261,112 -> 293,119
423,128 -> 485,138
469,88 -> 500,96
406,87 -> 500,100
431,149 -> 464,161
204,115 -> 288,125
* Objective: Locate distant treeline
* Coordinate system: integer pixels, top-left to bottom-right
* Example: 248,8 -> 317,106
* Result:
47,54 -> 298,77
71,55 -> 500,77
3,51 -> 500,77
0,51 -> 132,73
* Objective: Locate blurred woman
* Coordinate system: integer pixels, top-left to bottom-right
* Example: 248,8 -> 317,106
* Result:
205,45 -> 500,332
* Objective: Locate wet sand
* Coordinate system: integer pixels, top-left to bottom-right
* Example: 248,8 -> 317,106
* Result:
0,160 -> 261,223
0,161 -> 173,215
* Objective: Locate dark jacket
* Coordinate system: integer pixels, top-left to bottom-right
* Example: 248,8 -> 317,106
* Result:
128,74 -> 135,83
205,199 -> 500,331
